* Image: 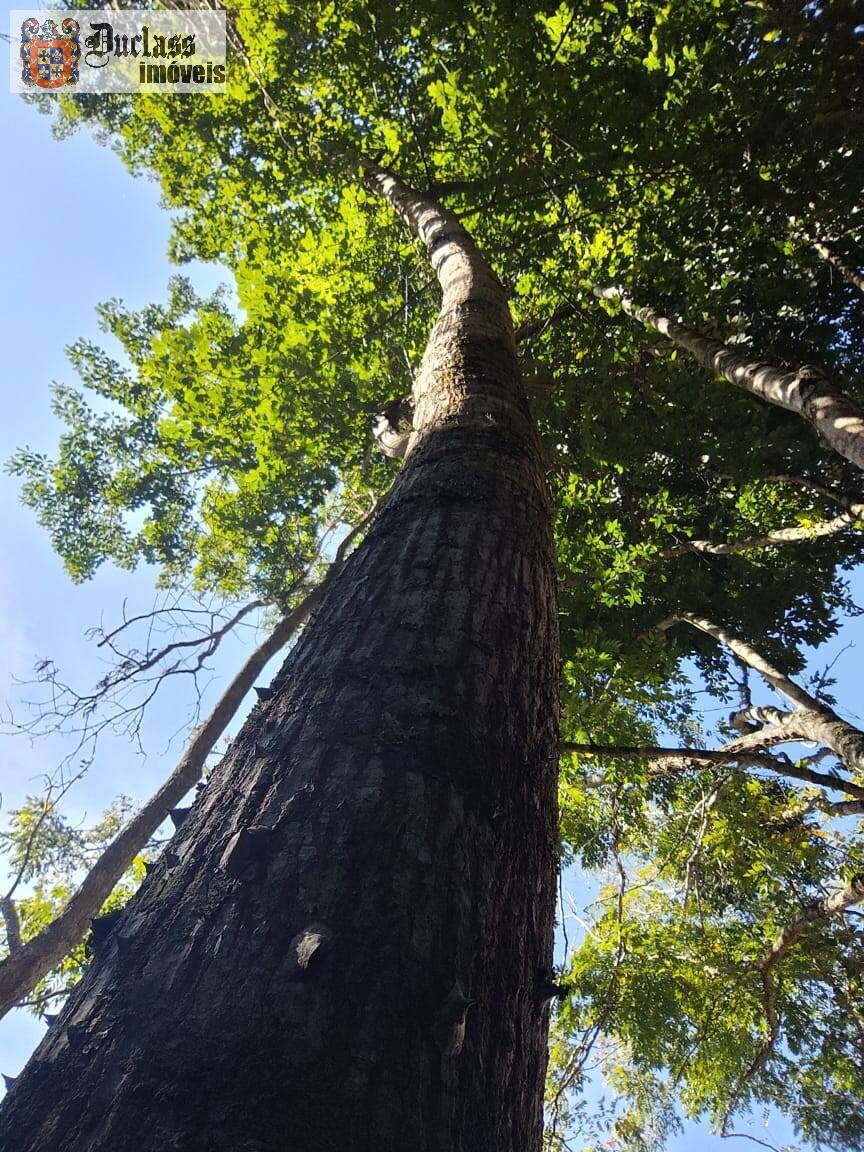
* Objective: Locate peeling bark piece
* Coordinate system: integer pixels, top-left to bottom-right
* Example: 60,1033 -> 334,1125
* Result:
286,923 -> 332,979
89,912 -> 122,952
218,826 -> 273,878
432,981 -> 475,1057
169,807 -> 191,831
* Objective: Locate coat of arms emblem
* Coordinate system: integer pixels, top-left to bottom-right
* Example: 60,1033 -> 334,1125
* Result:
20,17 -> 80,90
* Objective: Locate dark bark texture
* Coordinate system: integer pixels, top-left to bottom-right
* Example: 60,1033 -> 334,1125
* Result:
0,584 -> 322,1022
0,172 -> 560,1152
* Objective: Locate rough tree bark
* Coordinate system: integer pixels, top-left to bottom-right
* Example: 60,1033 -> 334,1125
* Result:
0,163 -> 560,1152
0,509 -> 376,1021
595,286 -> 864,471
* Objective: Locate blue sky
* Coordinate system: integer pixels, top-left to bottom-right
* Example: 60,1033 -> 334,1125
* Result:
0,7 -> 266,1089
1,8 -> 862,1149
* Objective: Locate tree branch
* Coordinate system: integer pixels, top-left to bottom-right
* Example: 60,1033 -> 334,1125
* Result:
723,964 -> 781,1133
657,614 -> 864,773
595,285 -> 864,472
0,500 -> 382,1020
0,898 -> 21,955
725,874 -> 864,1126
662,512 -> 860,558
514,300 -> 581,344
761,875 -> 864,973
561,741 -> 864,799
657,613 -> 820,709
810,239 -> 864,297
94,598 -> 266,677
766,474 -> 864,521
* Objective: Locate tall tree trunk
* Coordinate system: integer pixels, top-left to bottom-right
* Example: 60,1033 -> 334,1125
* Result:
595,286 -> 864,471
0,165 -> 560,1152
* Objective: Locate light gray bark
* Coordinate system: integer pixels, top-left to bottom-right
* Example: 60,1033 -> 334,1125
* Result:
662,511 -> 860,558
596,286 -> 864,471
811,240 -> 864,297
762,874 -> 864,972
659,613 -> 864,776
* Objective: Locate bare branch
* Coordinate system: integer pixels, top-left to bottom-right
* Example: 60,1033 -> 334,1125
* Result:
94,596 -> 263,652
0,898 -> 21,954
6,592 -> 273,768
0,498 -> 384,1020
561,741 -> 864,799
4,770 -> 85,901
5,499 -> 376,768
721,1129 -> 785,1152
94,598 -> 266,676
658,614 -> 864,773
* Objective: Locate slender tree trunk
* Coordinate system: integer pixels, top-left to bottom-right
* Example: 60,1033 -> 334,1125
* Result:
595,286 -> 864,471
661,511 -> 860,558
0,167 -> 560,1152
811,239 -> 864,297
